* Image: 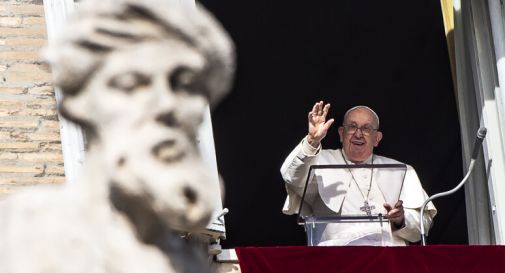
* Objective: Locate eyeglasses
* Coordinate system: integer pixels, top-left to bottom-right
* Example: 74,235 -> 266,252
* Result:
342,124 -> 378,136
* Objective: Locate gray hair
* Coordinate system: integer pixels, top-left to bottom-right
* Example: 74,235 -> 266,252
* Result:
343,106 -> 380,128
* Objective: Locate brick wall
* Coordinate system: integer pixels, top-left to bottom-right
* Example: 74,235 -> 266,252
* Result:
0,0 -> 64,196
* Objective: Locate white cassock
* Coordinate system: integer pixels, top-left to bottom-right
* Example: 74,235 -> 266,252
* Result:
280,137 -> 437,246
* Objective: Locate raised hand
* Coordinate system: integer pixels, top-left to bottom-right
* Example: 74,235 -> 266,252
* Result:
307,101 -> 334,148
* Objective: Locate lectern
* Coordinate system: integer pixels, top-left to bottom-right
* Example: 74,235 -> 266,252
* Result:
296,164 -> 407,246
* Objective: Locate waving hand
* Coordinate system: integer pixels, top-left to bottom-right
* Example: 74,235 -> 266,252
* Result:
307,101 -> 334,148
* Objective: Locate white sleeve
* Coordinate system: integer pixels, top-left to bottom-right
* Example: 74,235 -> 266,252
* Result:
280,136 -> 320,188
393,207 -> 435,243
393,166 -> 437,242
280,137 -> 321,215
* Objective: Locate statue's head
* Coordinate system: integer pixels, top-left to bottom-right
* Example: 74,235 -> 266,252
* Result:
47,0 -> 234,138
46,0 -> 235,233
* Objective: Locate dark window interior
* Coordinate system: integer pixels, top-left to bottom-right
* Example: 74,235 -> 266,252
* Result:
200,0 -> 466,247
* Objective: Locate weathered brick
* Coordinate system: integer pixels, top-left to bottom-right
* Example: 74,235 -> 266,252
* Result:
0,17 -> 22,27
22,17 -> 45,25
0,142 -> 39,150
0,109 -> 9,117
40,177 -> 65,184
0,152 -> 18,160
0,186 -> 15,195
8,4 -> 45,17
0,119 -> 39,128
0,132 -> 10,140
0,51 -> 40,61
0,93 -> 30,101
26,99 -> 57,111
7,131 -> 26,141
0,87 -> 24,94
28,0 -> 44,5
0,177 -> 20,185
0,26 -> 47,38
19,132 -> 60,142
7,0 -> 44,5
16,108 -> 58,117
3,70 -> 52,84
18,152 -> 63,162
0,94 -> 56,107
40,143 -> 62,152
28,85 -> 53,95
8,63 -> 46,72
0,176 -> 65,186
0,1 -> 63,190
0,98 -> 23,108
0,164 -> 44,174
46,165 -> 64,175
4,38 -> 46,47
39,120 -> 59,130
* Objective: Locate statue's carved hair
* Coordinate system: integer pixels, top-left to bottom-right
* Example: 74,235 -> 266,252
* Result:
45,0 -> 235,107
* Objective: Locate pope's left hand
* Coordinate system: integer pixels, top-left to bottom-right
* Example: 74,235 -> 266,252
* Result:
383,200 -> 405,228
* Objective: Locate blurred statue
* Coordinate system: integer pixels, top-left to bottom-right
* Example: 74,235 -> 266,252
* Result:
0,0 -> 234,272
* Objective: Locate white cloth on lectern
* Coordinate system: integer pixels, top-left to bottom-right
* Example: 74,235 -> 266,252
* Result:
280,137 -> 437,246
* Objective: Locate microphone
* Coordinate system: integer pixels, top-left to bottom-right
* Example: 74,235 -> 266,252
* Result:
471,128 -> 487,160
420,127 -> 487,246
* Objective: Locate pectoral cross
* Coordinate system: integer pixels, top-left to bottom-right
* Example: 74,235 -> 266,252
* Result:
360,201 -> 375,216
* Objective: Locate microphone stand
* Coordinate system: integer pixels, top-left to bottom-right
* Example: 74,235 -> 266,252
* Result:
420,128 -> 487,246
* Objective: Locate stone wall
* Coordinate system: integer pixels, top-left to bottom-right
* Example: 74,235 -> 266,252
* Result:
0,0 -> 64,196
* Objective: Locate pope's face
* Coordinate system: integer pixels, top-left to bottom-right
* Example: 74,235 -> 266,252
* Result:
338,108 -> 383,163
